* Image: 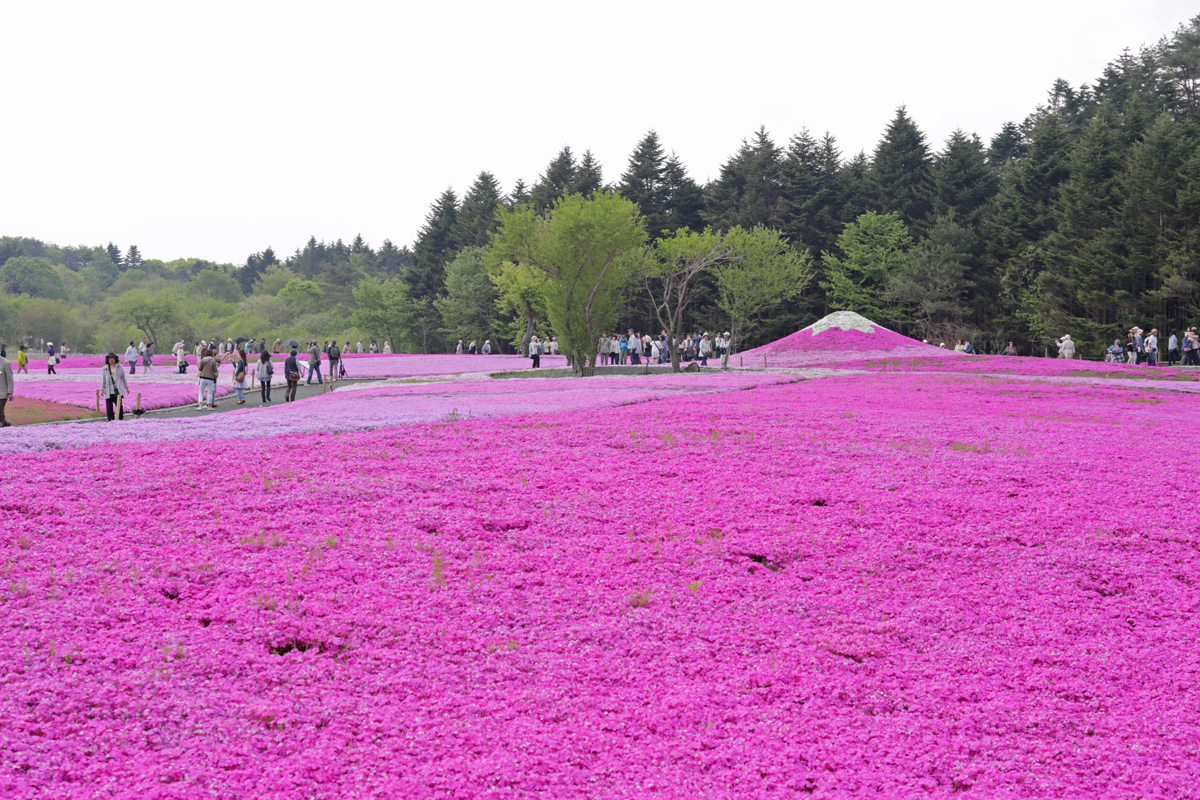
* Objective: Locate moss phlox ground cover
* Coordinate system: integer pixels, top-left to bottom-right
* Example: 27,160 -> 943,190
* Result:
2,371 -> 1198,797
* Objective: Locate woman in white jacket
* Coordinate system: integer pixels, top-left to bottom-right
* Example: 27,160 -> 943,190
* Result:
100,353 -> 130,421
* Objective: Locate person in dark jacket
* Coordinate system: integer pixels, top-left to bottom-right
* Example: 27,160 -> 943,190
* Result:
100,353 -> 130,421
284,348 -> 301,402
328,342 -> 341,383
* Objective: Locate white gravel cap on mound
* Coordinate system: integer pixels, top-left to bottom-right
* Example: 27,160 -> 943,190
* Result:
804,310 -> 879,335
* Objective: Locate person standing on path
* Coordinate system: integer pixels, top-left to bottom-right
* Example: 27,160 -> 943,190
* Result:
482,340 -> 491,355
529,337 -> 541,368
46,342 -> 58,375
142,341 -> 155,374
382,340 -> 391,354
231,349 -> 249,405
699,333 -> 712,366
100,353 -> 130,421
306,341 -> 323,385
1145,329 -> 1159,366
0,350 -> 13,427
15,345 -> 28,374
197,348 -> 221,409
718,332 -> 731,369
1168,331 -> 1180,366
357,339 -> 364,354
256,351 -> 274,403
328,341 -> 341,383
1057,335 -> 1076,359
284,348 -> 301,402
456,340 -> 464,355
125,341 -> 138,375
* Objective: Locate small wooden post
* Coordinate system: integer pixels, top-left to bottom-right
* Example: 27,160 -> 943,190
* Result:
763,355 -> 767,368
95,389 -> 100,412
136,393 -> 142,412
739,356 -> 743,368
117,395 -> 123,419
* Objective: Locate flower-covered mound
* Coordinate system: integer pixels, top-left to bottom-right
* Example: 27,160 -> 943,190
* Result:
739,311 -> 953,367
2,371 -> 1197,797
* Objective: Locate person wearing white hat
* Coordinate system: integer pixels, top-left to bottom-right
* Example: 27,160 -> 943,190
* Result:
1057,334 -> 1075,359
528,336 -> 541,368
718,332 -> 731,369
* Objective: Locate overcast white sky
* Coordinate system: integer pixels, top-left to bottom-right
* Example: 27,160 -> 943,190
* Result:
2,1 -> 1195,265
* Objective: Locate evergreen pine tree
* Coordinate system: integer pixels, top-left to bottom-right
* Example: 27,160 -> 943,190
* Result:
934,130 -> 999,227
530,147 -> 578,212
987,122 -> 1027,167
507,179 -> 530,209
106,242 -> 123,268
660,153 -> 706,234
840,152 -> 874,224
871,106 -> 935,231
455,172 -> 504,248
703,126 -> 783,230
1029,104 -> 1127,345
125,245 -> 144,269
777,129 -> 845,254
575,150 -> 604,196
376,239 -> 412,276
409,188 -> 460,301
351,234 -> 373,256
619,131 -> 668,233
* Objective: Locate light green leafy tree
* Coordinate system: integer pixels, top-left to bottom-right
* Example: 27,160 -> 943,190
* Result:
436,246 -> 503,350
109,288 -> 185,348
489,259 -> 548,355
491,192 -> 647,376
351,277 -> 413,352
821,212 -> 913,321
710,226 -> 814,352
0,256 -> 66,299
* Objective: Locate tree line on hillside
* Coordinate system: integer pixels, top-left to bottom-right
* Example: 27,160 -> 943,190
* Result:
2,15 -> 1198,359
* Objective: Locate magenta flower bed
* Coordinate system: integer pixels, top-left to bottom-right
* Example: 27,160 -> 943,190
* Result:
15,380 -> 234,411
2,371 -> 1198,797
847,353 -> 1198,381
739,323 -> 954,367
0,372 -> 795,454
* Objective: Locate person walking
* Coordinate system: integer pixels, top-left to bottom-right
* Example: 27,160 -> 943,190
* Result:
482,340 -> 491,355
383,340 -> 391,354
231,349 -> 249,404
699,333 -> 712,366
456,340 -> 464,355
256,351 -> 274,403
1145,329 -> 1159,367
284,348 -> 301,402
328,341 -> 341,383
1056,334 -> 1075,359
306,341 -> 323,385
197,348 -> 221,409
718,332 -> 731,369
356,339 -> 364,354
124,341 -> 138,375
1168,330 -> 1180,366
142,341 -> 154,374
100,353 -> 130,421
15,345 -> 28,374
468,339 -> 478,355
46,342 -> 58,375
0,349 -> 13,427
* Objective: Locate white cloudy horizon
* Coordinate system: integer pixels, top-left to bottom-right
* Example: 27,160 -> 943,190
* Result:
2,0 -> 1195,265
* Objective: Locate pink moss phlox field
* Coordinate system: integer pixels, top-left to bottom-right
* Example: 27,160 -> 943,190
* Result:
739,323 -> 953,367
2,371 -> 1199,797
848,353 -> 1199,382
14,380 -> 235,411
0,372 -> 794,454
